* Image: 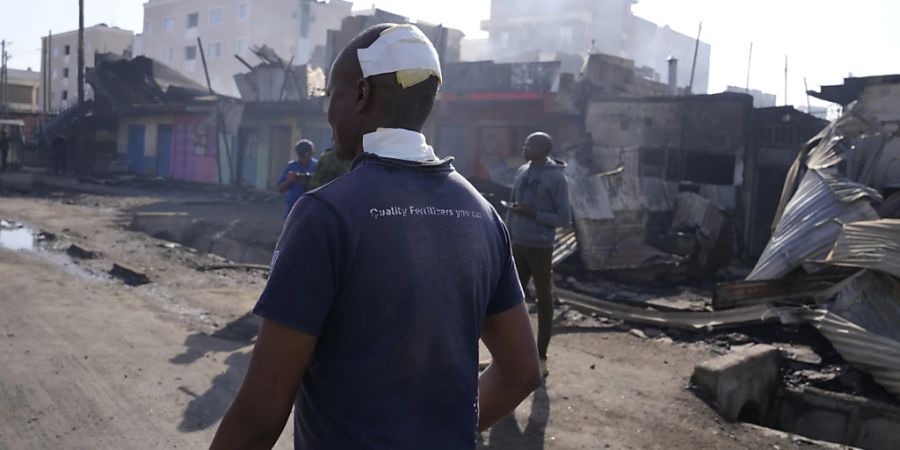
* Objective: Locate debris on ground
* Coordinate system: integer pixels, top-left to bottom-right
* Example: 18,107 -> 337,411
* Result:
109,263 -> 151,286
67,244 -> 100,260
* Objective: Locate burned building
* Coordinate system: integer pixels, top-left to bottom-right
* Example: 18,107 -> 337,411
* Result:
233,46 -> 331,190
429,60 -> 582,196
569,54 -> 827,275
87,55 -> 240,183
743,106 -> 827,259
571,92 -> 751,274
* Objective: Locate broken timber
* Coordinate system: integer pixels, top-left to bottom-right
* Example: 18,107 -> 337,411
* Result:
109,263 -> 151,286
713,271 -> 852,310
556,287 -> 775,331
67,243 -> 100,259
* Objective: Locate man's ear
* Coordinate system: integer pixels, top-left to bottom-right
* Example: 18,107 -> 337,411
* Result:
355,78 -> 371,113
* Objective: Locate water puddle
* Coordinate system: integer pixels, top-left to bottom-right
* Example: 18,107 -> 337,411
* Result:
0,224 -> 36,251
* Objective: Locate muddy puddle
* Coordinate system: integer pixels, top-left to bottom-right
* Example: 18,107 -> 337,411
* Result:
0,219 -> 99,280
0,226 -> 36,251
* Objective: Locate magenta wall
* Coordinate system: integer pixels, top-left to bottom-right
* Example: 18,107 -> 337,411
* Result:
171,115 -> 219,183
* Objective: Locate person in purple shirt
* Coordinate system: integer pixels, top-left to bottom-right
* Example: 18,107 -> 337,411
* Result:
212,23 -> 541,450
277,140 -> 318,218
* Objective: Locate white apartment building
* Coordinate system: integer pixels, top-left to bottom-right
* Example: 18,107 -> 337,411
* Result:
40,24 -> 135,111
3,68 -> 41,113
136,0 -> 352,97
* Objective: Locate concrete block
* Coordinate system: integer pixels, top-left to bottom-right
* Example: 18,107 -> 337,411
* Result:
691,344 -> 781,421
129,212 -> 192,242
109,263 -> 150,286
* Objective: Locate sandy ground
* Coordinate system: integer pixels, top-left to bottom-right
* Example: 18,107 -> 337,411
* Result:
0,187 -> 838,449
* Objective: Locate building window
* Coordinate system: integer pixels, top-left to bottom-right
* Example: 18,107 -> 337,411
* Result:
185,45 -> 197,61
207,42 -> 221,58
560,26 -> 574,44
236,38 -> 248,56
683,152 -> 735,185
52,47 -> 59,57
162,48 -> 174,63
64,45 -> 71,55
238,3 -> 249,21
63,68 -> 69,78
499,32 -> 510,48
62,90 -> 68,100
209,8 -> 224,25
144,21 -> 152,35
187,12 -> 199,28
164,17 -> 175,32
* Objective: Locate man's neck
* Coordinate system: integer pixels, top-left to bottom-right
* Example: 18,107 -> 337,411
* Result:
530,157 -> 550,167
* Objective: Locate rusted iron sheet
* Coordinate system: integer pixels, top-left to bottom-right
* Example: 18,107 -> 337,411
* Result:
713,271 -> 852,310
557,287 -> 776,331
825,219 -> 900,278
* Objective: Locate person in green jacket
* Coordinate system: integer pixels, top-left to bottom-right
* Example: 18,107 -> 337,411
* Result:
308,147 -> 349,189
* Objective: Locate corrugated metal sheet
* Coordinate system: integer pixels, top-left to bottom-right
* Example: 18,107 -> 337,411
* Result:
769,104 -> 883,234
802,271 -> 900,400
558,287 -> 776,331
825,219 -> 900,278
747,169 -> 880,280
698,185 -> 737,212
672,192 -> 724,240
573,215 -> 683,271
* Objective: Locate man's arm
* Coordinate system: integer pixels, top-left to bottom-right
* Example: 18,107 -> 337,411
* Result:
478,303 -> 542,431
277,170 -> 297,193
210,319 -> 316,450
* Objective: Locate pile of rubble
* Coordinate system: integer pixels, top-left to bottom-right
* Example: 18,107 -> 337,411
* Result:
717,103 -> 900,401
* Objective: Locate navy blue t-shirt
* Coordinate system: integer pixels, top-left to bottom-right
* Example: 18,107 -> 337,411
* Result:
253,154 -> 524,449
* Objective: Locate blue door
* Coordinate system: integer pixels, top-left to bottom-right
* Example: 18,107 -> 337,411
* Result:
127,125 -> 146,173
156,125 -> 173,177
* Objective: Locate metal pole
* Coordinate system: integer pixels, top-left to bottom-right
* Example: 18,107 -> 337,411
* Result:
745,42 -> 753,93
197,37 -> 214,94
77,0 -> 85,105
804,77 -> 811,114
47,31 -> 52,112
784,55 -> 788,106
1,39 -> 7,113
76,0 -> 85,175
687,22 -> 702,94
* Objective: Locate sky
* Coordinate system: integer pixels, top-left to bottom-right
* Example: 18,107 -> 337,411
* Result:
2,0 -> 898,107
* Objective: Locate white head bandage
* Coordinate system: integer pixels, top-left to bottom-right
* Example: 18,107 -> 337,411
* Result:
356,24 -> 443,89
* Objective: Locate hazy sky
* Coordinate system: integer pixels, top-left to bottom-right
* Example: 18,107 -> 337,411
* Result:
3,0 -> 897,107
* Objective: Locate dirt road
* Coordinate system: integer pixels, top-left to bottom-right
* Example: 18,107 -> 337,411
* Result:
0,190 -> 833,449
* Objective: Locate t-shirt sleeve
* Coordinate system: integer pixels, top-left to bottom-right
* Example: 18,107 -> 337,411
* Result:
486,219 -> 525,316
253,195 -> 344,335
278,164 -> 291,185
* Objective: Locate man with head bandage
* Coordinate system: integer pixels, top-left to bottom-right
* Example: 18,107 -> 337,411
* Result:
212,24 -> 541,450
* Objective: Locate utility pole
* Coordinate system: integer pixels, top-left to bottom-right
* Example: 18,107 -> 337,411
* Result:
687,22 -> 702,95
745,42 -> 753,94
77,0 -> 85,105
0,40 -> 10,113
46,31 -> 52,112
76,0 -> 85,174
804,77 -> 812,115
784,55 -> 789,106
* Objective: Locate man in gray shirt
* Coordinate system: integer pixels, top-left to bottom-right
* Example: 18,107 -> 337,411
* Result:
507,132 -> 572,376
